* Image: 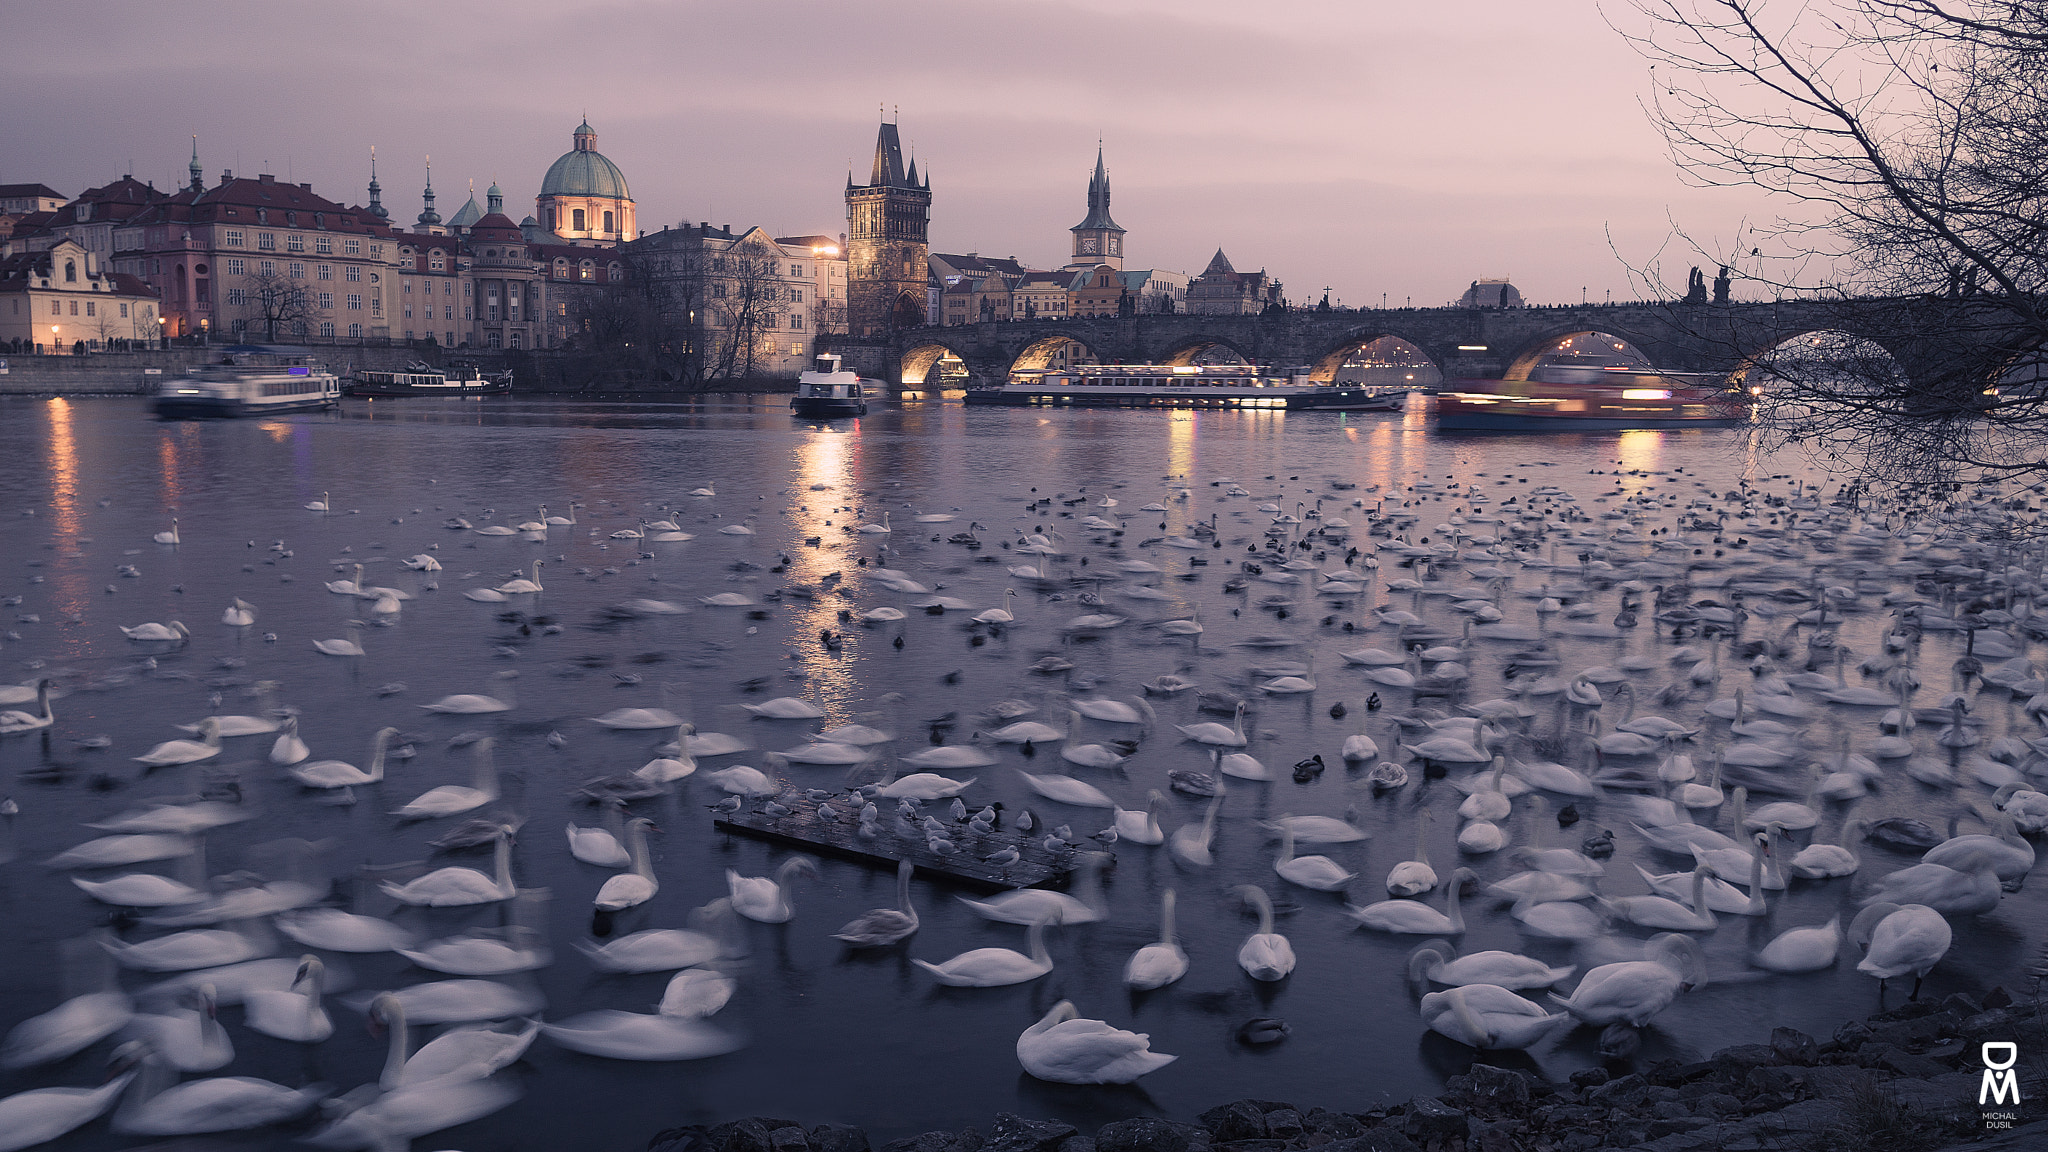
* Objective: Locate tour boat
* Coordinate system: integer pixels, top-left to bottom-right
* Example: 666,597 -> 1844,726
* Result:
962,364 -> 1407,410
790,353 -> 871,418
349,362 -> 512,397
1433,367 -> 1747,431
153,357 -> 342,418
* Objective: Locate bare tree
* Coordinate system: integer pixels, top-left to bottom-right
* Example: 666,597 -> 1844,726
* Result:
1618,1 -> 2048,482
705,237 -> 788,382
239,269 -> 325,344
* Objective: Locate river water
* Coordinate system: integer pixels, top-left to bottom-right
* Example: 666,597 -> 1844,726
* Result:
0,395 -> 2039,1150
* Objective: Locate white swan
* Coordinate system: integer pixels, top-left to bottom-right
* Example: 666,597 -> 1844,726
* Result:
274,908 -> 415,953
540,1010 -> 743,1061
914,910 -> 1058,986
1549,933 -> 1705,1026
0,1055 -> 139,1149
220,598 -> 254,627
1112,791 -> 1169,845
1,989 -> 133,1070
726,856 -> 818,923
390,737 -> 499,819
396,927 -> 550,976
379,830 -> 516,907
242,956 -> 332,1042
1274,824 -> 1356,890
1601,862 -> 1719,930
305,491 -> 329,511
1850,902 -> 1951,997
420,672 -> 516,714
305,1070 -> 518,1148
574,928 -> 722,974
567,799 -> 631,867
121,621 -> 190,642
44,833 -> 195,870
1018,770 -> 1114,808
268,716 -> 308,765
1386,809 -> 1438,895
1175,701 -> 1247,746
367,994 -> 537,1090
833,859 -> 919,946
973,589 -> 1019,625
957,854 -> 1105,924
358,978 -> 544,1024
1754,916 -> 1843,973
1419,983 -> 1569,1050
1348,867 -> 1475,933
1124,889 -> 1189,990
1016,1000 -> 1176,1084
0,680 -> 53,735
292,726 -> 395,790
109,1043 -> 325,1135
661,969 -> 739,1018
312,623 -> 366,657
131,719 -> 222,767
496,560 -> 544,594
741,696 -> 825,720
1234,885 -> 1295,981
1406,941 -> 1573,989
595,818 -> 660,910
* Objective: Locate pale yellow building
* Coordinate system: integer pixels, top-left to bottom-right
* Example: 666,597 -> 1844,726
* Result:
0,238 -> 160,351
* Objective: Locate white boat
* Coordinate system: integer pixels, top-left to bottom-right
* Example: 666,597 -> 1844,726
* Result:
154,355 -> 341,418
790,353 -> 871,418
963,363 -> 1406,410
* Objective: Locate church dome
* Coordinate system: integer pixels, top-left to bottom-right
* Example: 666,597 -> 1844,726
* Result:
539,120 -> 631,200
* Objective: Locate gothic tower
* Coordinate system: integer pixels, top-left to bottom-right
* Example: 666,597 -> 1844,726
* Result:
845,118 -> 931,336
1069,146 -> 1124,271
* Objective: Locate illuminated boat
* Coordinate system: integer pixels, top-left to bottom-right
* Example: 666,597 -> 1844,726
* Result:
1433,367 -> 1746,431
153,355 -> 341,418
349,362 -> 511,397
962,363 -> 1406,410
790,353 -> 870,418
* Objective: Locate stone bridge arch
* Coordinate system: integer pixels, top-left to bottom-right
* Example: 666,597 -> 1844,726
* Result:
1158,334 -> 1256,366
1500,324 -> 1670,382
899,340 -> 989,394
1304,331 -> 1444,383
1008,331 -> 1103,376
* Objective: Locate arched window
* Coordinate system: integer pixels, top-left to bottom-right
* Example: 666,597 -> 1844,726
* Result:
64,260 -> 76,282
546,207 -> 556,230
572,208 -> 586,231
607,263 -> 621,281
554,258 -> 569,279
602,210 -> 613,233
578,260 -> 594,281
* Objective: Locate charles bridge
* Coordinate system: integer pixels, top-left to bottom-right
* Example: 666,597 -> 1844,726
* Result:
822,297 -> 1985,394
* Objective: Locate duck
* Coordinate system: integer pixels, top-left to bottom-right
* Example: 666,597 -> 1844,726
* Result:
595,818 -> 661,911
1123,889 -> 1189,990
1549,933 -> 1706,1026
1015,1000 -> 1176,1084
1405,940 -> 1574,989
390,737 -> 499,819
291,727 -> 395,790
1420,984 -> 1569,1050
914,909 -> 1058,986
1849,902 -> 1951,998
381,830 -> 517,907
833,860 -> 919,946
1234,885 -> 1295,981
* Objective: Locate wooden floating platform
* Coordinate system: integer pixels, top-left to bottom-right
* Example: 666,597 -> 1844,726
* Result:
714,795 -> 1089,891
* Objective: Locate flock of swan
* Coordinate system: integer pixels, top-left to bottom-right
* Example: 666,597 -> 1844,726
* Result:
2,439 -> 2047,1149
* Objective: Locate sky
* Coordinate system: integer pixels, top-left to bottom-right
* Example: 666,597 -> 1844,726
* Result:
2,0 -> 1781,307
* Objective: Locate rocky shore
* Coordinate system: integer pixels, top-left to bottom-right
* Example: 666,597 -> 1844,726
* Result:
648,990 -> 2044,1152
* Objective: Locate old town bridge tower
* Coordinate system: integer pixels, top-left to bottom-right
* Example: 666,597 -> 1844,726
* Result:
845,118 -> 931,335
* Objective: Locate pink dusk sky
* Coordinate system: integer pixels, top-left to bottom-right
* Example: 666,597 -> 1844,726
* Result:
3,0 -> 1775,306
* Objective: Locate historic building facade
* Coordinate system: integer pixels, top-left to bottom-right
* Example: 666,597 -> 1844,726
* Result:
1064,147 -> 1124,272
845,120 -> 930,336
537,121 -> 635,243
0,238 -> 159,351
1185,248 -> 1283,315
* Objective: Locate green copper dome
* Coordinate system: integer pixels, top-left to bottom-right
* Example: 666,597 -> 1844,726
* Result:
540,121 -> 630,201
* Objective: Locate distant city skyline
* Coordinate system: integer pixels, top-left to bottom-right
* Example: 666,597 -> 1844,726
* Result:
2,0 -> 1777,307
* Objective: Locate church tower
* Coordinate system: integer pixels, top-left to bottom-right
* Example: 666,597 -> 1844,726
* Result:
845,118 -> 931,336
1069,146 -> 1124,271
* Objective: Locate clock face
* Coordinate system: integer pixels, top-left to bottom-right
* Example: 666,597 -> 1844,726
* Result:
1106,236 -> 1120,255
1078,235 -> 1099,255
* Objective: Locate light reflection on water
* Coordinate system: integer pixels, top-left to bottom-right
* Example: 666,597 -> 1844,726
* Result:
0,395 -> 2038,1151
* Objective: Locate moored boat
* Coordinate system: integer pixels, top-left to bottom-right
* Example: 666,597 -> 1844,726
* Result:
349,362 -> 512,397
790,353 -> 871,418
963,363 -> 1406,410
1433,367 -> 1746,431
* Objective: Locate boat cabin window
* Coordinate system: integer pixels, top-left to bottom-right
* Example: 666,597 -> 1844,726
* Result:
812,355 -> 838,373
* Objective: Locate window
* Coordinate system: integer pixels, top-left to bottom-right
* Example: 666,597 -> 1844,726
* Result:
289,263 -> 305,278
51,299 -> 60,315
345,265 -> 360,282
572,208 -> 586,231
790,314 -> 803,330
231,318 -> 246,334
227,288 -> 244,304
579,261 -> 594,281
790,264 -> 804,277
553,258 -> 568,278
443,281 -> 452,295
317,292 -> 333,308
224,230 -> 244,247
465,305 -> 475,321
85,301 -> 95,316
403,306 -> 412,319
119,303 -> 129,318
509,330 -> 521,349
287,234 -> 305,253
258,233 -> 276,250
764,313 -> 776,328
712,283 -> 726,299
607,263 -> 621,281
602,210 -> 613,232
346,293 -> 362,310
344,238 -> 361,255
315,236 -> 333,254
317,265 -> 332,281
557,303 -> 567,317
402,279 -> 412,294
443,304 -> 453,319
69,300 -> 79,315
226,258 -> 244,275
348,322 -> 361,338
428,252 -> 444,272
789,287 -> 803,303
319,321 -> 334,337
792,342 -> 803,355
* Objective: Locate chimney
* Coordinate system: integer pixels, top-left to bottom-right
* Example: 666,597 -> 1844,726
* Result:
722,224 -> 731,235
700,221 -> 708,232
220,170 -> 232,185
301,182 -> 312,191
259,173 -> 275,184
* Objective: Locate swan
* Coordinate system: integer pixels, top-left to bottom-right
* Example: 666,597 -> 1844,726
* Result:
854,511 -> 891,534
574,928 -> 723,974
464,586 -> 509,603
1600,862 -> 1719,930
0,680 -> 53,735
1274,824 -> 1356,890
1340,724 -> 1379,764
241,957 -> 332,1042
539,1010 -> 743,1061
980,719 -> 1066,743
305,491 -> 329,511
291,726 -> 395,790
420,672 -> 516,714
268,716 -> 308,765
636,724 -> 698,784
495,560 -> 544,594
833,860 -> 919,946
899,746 -> 997,770
546,502 -> 581,526
174,683 -> 283,737
380,829 -> 516,907
1175,701 -> 1248,747
703,764 -> 780,797
1350,865 -> 1475,933
661,969 -> 739,1018
220,599 -> 254,627
1123,889 -> 1189,989
305,1070 -> 518,1148
1018,770 -> 1114,808
1549,933 -> 1705,1026
1754,916 -> 1843,973
727,856 -> 818,923
1263,813 -> 1366,844
1386,809 -> 1438,895
718,517 -> 758,536
1457,757 -> 1514,821
325,565 -> 364,595
109,1043 -> 325,1135
1112,791 -> 1169,846
957,854 -> 1105,924
312,623 -> 366,657
914,910 -> 1058,986
1850,902 -> 1951,997
369,991 -> 529,1088
274,908 -> 416,953
1405,941 -> 1573,989
567,799 -> 631,867
595,818 -> 660,910
973,589 -> 1020,625
360,978 -> 544,1025
0,1053 -> 140,1149
131,719 -> 222,767
43,833 -> 195,870
1234,885 -> 1295,980
874,771 -> 976,799
1860,857 -> 2001,915
396,926 -> 550,976
1016,1000 -> 1176,1084
592,692 -> 685,729
1,988 -> 134,1070
73,868 -> 204,907
121,621 -> 190,642
1921,808 -> 2034,885
742,696 -> 826,720
1419,983 -> 1569,1051
1789,818 -> 1865,879
391,738 -> 499,819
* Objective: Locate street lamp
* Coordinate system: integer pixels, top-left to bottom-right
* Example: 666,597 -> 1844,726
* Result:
50,324 -> 59,355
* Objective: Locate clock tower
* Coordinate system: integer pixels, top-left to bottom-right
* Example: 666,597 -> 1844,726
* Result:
1069,146 -> 1125,271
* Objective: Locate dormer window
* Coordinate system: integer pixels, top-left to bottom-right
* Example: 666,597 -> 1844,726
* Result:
256,209 -> 267,224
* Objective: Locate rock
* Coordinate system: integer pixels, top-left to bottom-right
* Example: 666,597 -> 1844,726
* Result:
1212,1142 -> 1286,1152
1937,991 -> 1982,1017
1769,1026 -> 1818,1066
652,1126 -> 713,1152
1588,1073 -> 1647,1105
1865,1015 -> 1945,1049
1964,1008 -> 2017,1038
1651,1100 -> 1691,1121
1869,997 -> 1941,1023
1568,1068 -> 1610,1090
1198,1102 -> 1267,1143
1461,1064 -> 1534,1107
1467,1123 -> 1519,1152
1304,1109 -> 1366,1139
772,1128 -> 811,1152
1711,1044 -> 1778,1073
715,1119 -> 806,1152
1094,1118 -> 1207,1152
1744,1066 -> 1801,1097
1693,1093 -> 1742,1117
1398,1098 -> 1468,1143
984,1116 -> 1076,1152
882,1132 -> 978,1152
1982,985 -> 2014,1010
1832,1019 -> 1872,1050
1871,1045 -> 1950,1079
1262,1111 -> 1302,1140
1647,1117 -> 1711,1137
1320,1132 -> 1420,1152
811,1126 -> 871,1152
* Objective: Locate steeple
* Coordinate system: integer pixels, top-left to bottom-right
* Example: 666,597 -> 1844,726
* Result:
574,119 -> 597,152
417,157 -> 441,226
188,136 -> 203,194
868,120 -> 909,188
366,146 -> 387,219
485,179 -> 503,215
1073,144 -> 1121,232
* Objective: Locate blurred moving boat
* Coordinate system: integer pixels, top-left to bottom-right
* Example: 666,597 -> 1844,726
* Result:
153,352 -> 340,418
1434,367 -> 1746,431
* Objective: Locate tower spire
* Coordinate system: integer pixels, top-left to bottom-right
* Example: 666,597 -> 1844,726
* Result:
868,116 -> 908,188
417,156 -> 440,227
188,136 -> 203,193
367,146 -> 387,219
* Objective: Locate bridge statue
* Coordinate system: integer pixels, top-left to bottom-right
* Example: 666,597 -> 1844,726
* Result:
1713,266 -> 1731,305
1684,266 -> 1708,304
